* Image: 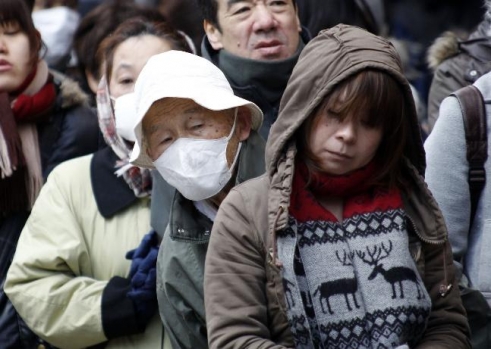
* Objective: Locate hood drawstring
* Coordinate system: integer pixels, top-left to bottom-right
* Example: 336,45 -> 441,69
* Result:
270,205 -> 285,268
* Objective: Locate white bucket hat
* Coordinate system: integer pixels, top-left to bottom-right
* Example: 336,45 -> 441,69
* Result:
129,50 -> 263,168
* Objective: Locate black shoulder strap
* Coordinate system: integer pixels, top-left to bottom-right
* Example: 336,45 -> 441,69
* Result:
451,85 -> 488,225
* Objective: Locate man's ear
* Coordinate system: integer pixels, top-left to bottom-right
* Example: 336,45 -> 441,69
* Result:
296,15 -> 301,33
237,107 -> 252,141
294,10 -> 301,33
291,0 -> 301,33
204,20 -> 224,50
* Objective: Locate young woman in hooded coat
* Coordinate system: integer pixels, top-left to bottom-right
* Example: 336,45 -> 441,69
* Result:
204,25 -> 470,349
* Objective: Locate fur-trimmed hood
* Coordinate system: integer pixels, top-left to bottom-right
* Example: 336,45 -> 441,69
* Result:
426,31 -> 462,71
51,70 -> 90,110
427,1 -> 491,71
486,0 -> 491,21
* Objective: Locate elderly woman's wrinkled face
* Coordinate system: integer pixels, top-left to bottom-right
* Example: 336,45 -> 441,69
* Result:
142,98 -> 248,166
0,22 -> 33,93
109,35 -> 173,98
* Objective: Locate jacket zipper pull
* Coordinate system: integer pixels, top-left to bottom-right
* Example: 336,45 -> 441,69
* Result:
439,241 -> 452,297
270,206 -> 285,268
268,248 -> 283,268
439,283 -> 452,297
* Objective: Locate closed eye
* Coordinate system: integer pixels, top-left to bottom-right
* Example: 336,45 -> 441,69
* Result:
4,29 -> 20,36
160,137 -> 173,145
326,110 -> 343,122
119,78 -> 134,85
269,0 -> 287,6
233,6 -> 251,15
191,124 -> 204,130
2,22 -> 20,35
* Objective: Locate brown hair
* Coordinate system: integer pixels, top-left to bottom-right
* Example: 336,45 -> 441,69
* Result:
97,18 -> 192,83
73,0 -> 167,84
297,69 -> 408,189
0,0 -> 42,67
22,0 -> 35,12
34,0 -> 78,9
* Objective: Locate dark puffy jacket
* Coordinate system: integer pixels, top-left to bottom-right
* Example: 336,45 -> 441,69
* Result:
39,70 -> 100,177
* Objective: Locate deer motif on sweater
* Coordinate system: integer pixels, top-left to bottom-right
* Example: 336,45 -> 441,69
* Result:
313,250 -> 361,314
356,241 -> 425,299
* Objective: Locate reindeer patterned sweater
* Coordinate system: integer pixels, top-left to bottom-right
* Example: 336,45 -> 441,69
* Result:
277,163 -> 432,349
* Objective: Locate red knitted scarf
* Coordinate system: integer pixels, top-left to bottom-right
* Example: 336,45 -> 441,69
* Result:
0,66 -> 56,212
290,160 -> 403,223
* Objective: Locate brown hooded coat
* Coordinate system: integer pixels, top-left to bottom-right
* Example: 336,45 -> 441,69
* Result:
204,25 -> 470,349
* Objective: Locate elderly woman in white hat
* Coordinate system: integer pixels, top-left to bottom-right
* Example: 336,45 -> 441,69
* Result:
129,50 -> 265,349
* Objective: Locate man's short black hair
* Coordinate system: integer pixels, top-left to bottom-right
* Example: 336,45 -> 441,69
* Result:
196,0 -> 221,30
197,0 -> 296,32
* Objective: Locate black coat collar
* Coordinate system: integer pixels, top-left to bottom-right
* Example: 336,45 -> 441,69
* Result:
91,147 -> 137,218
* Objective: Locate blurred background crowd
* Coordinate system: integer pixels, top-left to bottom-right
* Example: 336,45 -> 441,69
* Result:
32,0 -> 489,138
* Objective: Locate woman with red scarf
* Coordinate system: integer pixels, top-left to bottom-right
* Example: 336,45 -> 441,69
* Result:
5,17 -> 193,349
0,0 -> 99,347
204,25 -> 471,349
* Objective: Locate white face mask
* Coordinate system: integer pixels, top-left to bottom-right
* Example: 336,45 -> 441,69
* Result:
153,109 -> 241,201
113,93 -> 137,142
32,7 -> 80,68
